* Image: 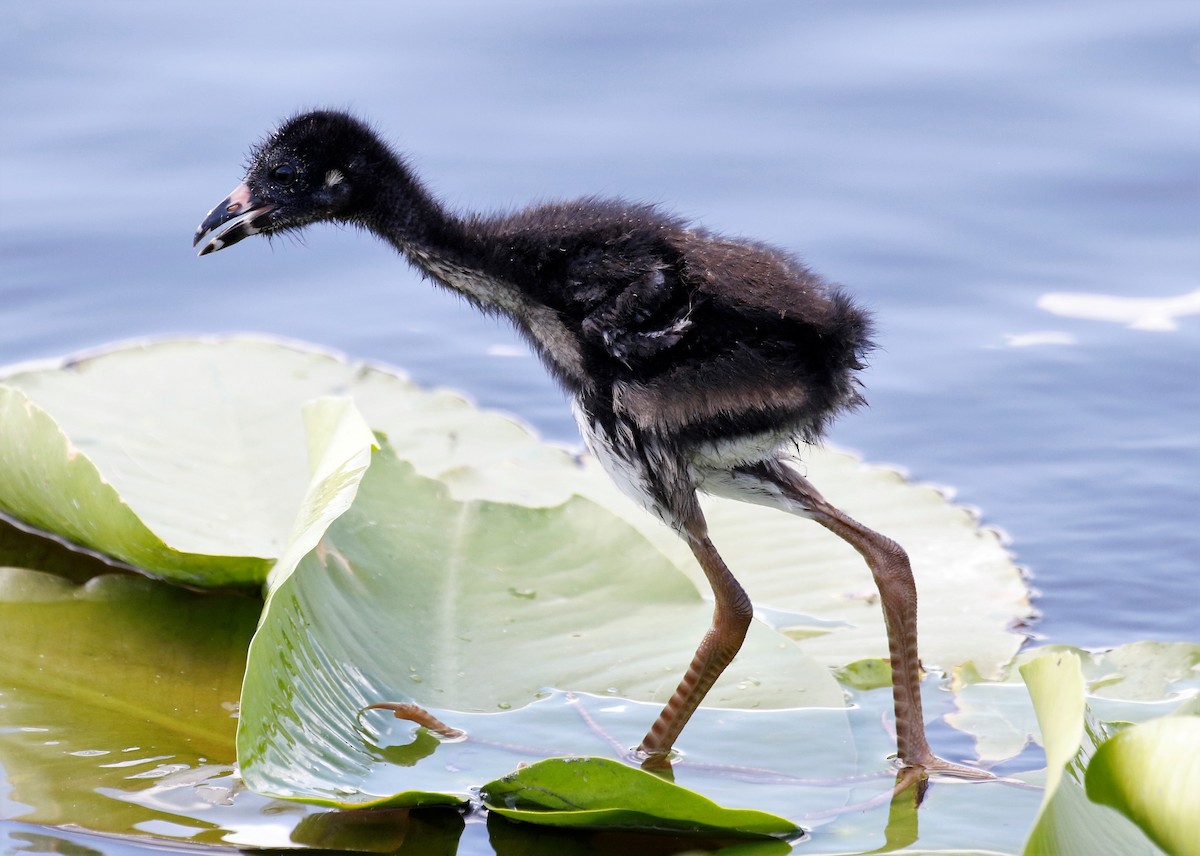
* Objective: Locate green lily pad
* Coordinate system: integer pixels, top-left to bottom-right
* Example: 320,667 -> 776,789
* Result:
1086,716 -> 1200,856
0,336 -> 1030,681
0,336 -> 1040,844
0,385 -> 270,586
0,336 -> 586,572
1019,650 -> 1167,856
948,643 -> 1200,765
237,400 -> 844,813
583,455 -> 1028,681
481,756 -> 798,838
834,658 -> 894,691
5,547 -> 1189,851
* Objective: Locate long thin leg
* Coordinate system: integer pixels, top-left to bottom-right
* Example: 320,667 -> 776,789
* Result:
638,504 -> 754,768
702,457 -> 988,777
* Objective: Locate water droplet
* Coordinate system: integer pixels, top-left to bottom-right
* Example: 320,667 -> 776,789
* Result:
497,702 -> 512,710
507,587 -> 537,600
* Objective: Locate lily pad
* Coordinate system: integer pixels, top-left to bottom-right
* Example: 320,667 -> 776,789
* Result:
0,385 -> 270,586
0,336 -> 1030,680
1086,716 -> 1200,856
237,400 -> 844,813
481,756 -> 798,838
6,548 -> 1192,850
1018,650 -> 1168,856
581,457 -> 1028,681
0,336 -> 1038,842
948,642 -> 1200,765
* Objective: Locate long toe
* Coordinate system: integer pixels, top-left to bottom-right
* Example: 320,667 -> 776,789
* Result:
905,754 -> 995,780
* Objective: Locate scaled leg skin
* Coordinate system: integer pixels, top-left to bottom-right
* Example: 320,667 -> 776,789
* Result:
637,497 -> 754,769
705,457 -> 991,779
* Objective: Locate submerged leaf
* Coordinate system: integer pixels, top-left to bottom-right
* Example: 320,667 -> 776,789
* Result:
0,567 -> 256,831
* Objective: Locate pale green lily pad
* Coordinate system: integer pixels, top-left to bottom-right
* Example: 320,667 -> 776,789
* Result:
1,341 -> 316,564
6,545 -> 1190,850
0,386 -> 270,586
947,643 -> 1200,764
579,458 -> 1028,681
1086,716 -> 1200,856
481,756 -> 798,838
0,552 -> 1038,851
0,336 -> 1030,682
237,400 -> 845,815
1071,641 -> 1200,702
0,337 -> 584,533
342,343 -> 1029,688
1018,650 -> 1167,856
0,335 -> 1037,841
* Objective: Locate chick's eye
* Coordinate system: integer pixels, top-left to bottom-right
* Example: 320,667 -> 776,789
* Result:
269,164 -> 296,186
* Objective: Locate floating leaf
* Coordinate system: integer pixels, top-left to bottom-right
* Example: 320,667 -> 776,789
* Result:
237,402 -> 843,812
481,756 -> 798,838
586,457 -> 1028,681
0,337 -> 1028,676
0,385 -> 270,585
0,336 -> 1037,843
948,643 -> 1200,766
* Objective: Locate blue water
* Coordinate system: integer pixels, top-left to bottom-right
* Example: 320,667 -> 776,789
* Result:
3,0 -> 1197,643
1,0 -> 1197,849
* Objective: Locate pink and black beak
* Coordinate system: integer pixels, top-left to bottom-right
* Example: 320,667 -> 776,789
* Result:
193,183 -> 277,255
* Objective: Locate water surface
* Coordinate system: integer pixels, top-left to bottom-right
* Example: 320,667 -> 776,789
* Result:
2,0 -> 1197,850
